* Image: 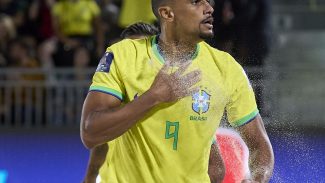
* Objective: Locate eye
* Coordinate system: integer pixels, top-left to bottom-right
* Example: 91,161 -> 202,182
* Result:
191,0 -> 200,5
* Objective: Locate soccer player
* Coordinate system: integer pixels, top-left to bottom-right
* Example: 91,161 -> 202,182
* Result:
80,0 -> 274,182
83,22 -> 225,183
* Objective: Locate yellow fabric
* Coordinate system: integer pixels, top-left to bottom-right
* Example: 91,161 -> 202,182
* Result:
90,36 -> 258,183
52,0 -> 100,36
97,142 -> 112,182
118,0 -> 156,28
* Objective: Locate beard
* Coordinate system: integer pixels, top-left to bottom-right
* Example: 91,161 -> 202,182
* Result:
199,30 -> 214,40
198,21 -> 214,40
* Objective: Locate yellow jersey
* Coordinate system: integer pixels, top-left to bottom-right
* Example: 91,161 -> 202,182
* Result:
52,0 -> 100,36
118,0 -> 156,28
90,36 -> 258,183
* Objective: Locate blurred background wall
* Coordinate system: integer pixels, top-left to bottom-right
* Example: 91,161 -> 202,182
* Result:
270,0 -> 325,127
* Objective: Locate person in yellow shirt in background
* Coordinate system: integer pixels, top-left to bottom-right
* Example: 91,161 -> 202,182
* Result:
118,0 -> 157,28
98,0 -> 157,45
52,0 -> 104,67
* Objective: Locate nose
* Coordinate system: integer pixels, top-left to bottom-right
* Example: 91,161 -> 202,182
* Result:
204,1 -> 214,15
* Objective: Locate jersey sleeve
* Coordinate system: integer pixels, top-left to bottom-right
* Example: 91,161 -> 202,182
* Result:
225,55 -> 259,127
89,49 -> 125,101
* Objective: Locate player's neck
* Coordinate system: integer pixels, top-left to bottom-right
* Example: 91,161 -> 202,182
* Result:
158,33 -> 198,63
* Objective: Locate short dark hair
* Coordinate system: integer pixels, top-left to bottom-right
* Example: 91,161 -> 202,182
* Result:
120,22 -> 159,39
151,0 -> 170,19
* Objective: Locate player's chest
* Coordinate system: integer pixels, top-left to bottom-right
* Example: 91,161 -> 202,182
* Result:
121,58 -> 229,110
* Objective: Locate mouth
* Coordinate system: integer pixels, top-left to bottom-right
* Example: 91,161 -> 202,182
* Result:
202,17 -> 214,29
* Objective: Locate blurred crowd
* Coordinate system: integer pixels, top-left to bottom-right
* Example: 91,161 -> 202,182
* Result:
0,0 -> 271,70
0,0 -> 271,122
0,0 -> 158,71
0,0 -> 155,71
0,0 -> 159,125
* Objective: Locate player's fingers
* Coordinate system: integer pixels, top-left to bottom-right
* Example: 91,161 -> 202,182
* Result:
180,70 -> 201,87
184,86 -> 200,97
174,61 -> 192,76
182,69 -> 201,79
161,60 -> 171,73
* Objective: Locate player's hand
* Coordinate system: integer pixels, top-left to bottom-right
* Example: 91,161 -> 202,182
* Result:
241,179 -> 259,183
82,176 -> 97,183
149,60 -> 201,103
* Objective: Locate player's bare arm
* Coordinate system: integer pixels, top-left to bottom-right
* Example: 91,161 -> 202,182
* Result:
83,144 -> 108,183
81,61 -> 201,148
237,115 -> 274,183
208,143 -> 225,183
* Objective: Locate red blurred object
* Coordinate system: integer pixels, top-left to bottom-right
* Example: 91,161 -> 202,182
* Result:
216,128 -> 250,183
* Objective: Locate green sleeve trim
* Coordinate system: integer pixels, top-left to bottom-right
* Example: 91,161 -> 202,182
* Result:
231,109 -> 259,127
212,138 -> 216,145
89,86 -> 123,100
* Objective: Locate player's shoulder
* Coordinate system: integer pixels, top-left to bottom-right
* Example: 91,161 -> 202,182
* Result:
200,41 -> 241,69
108,38 -> 149,54
102,38 -> 150,68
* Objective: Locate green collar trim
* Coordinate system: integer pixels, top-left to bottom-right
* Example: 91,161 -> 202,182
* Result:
151,36 -> 165,64
151,35 -> 200,64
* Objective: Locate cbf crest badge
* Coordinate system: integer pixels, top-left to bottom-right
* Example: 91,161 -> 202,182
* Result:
192,90 -> 210,115
96,52 -> 114,72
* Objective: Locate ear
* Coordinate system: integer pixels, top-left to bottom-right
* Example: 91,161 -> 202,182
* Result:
158,6 -> 174,22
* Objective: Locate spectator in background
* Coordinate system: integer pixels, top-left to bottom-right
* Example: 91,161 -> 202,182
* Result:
28,0 -> 57,82
118,0 -> 157,28
0,13 -> 16,122
0,0 -> 39,53
7,39 -> 42,74
212,0 -> 271,66
0,0 -> 27,33
29,0 -> 56,43
210,0 -> 271,114
98,0 -> 122,46
73,46 -> 92,80
97,0 -> 157,46
6,39 -> 44,125
52,0 -> 104,67
0,14 -> 16,67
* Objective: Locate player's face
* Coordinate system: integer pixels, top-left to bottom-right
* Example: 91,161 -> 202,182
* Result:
171,0 -> 214,40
